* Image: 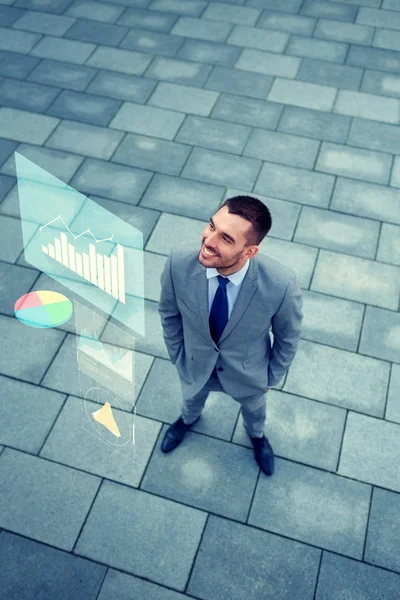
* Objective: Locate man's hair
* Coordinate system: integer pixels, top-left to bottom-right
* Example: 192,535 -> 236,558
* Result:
219,195 -> 272,247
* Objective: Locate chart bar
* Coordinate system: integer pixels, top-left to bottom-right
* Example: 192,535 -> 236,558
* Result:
117,244 -> 125,304
48,243 -> 55,259
54,238 -> 62,263
76,253 -> 83,276
103,255 -> 111,294
111,254 -> 119,299
89,243 -> 97,286
42,245 -> 48,255
68,244 -> 76,272
97,254 -> 104,290
83,253 -> 91,282
60,232 -> 69,268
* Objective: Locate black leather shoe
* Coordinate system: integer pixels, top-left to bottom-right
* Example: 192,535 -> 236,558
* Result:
161,415 -> 201,453
250,435 -> 274,476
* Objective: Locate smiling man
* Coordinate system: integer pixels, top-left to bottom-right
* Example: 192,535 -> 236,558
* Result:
158,195 -> 303,476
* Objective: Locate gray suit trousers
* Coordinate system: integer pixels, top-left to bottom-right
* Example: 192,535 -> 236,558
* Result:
181,366 -> 267,438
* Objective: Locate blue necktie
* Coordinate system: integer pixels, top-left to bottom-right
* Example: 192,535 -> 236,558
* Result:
209,275 -> 229,344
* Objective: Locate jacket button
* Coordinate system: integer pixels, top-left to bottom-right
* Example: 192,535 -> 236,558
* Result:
217,367 -> 223,371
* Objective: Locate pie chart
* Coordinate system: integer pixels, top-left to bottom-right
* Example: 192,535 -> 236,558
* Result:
14,290 -> 73,328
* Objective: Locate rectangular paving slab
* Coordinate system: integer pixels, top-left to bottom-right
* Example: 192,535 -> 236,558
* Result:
74,480 -> 207,591
98,569 -> 188,600
0,448 -> 101,550
0,107 -> 59,144
244,129 -> 320,169
386,363 -> 400,423
331,177 -> 400,225
249,458 -> 371,559
278,105 -> 351,143
27,59 -> 98,92
359,305 -> 400,363
46,120 -> 125,160
364,487 -> 400,573
109,102 -> 185,139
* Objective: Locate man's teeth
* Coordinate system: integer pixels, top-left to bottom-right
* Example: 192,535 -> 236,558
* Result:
204,247 -> 217,256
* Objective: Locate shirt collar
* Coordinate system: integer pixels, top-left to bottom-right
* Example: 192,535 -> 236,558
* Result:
205,258 -> 250,286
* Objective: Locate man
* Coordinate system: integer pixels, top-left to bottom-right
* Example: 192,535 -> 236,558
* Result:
158,195 -> 303,476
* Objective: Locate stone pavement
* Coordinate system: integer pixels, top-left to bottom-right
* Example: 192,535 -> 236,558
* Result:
0,0 -> 399,597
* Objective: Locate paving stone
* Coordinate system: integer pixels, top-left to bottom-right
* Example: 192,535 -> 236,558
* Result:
312,249 -> 400,310
316,142 -> 392,185
204,66 -> 273,99
86,46 -> 152,75
233,388 -> 346,470
109,101 -> 185,139
0,49 -> 40,79
46,90 -> 121,127
235,48 -> 301,77
120,27 -> 185,57
0,78 -> 60,113
75,480 -> 207,591
359,306 -> 400,364
112,132 -> 190,175
0,448 -> 100,549
347,45 -> 400,74
247,0 -> 303,12
334,89 -> 400,124
46,120 -> 124,159
86,70 -> 156,103
339,412 -> 400,492
285,339 -> 390,416
98,570 -> 188,600
65,18 -> 128,46
175,116 -> 251,154
357,6 -> 400,30
294,205 -> 380,259
255,162 -> 335,207
0,213 -> 25,262
374,27 -> 400,52
377,223 -> 400,266
0,144 -> 84,183
28,59 -> 97,92
268,78 -> 336,111
116,6 -> 178,32
188,515 -> 320,600
249,459 -> 370,558
299,290 -> 364,351
314,18 -> 374,45
176,38 -> 241,66
0,532 -> 106,600
202,2 -> 261,26
142,425 -> 258,520
211,94 -> 282,128
65,0 -> 125,22
286,36 -> 348,64
12,9 -> 75,35
41,396 -> 161,487
170,16 -> 233,42
148,81 -> 219,116
244,129 -> 320,169
226,24 -> 289,52
331,178 -> 400,226
258,11 -> 316,35
0,5 -> 23,25
316,552 -> 400,600
136,356 -> 240,441
365,487 -> 400,573
71,157 -> 153,203
223,186 -> 301,241
348,118 -> 400,156
362,69 -> 400,99
391,155 -> 400,188
0,313 -> 65,383
387,364 -> 400,423
144,56 -> 212,86
383,0 -> 400,8
301,0 -> 357,21
297,58 -> 363,91
258,237 -> 317,288
0,375 -> 65,453
140,173 -> 224,220
0,262 -> 38,316
150,0 -> 207,16
279,105 -> 351,143
30,36 -> 96,65
0,26 -> 40,53
0,174 -> 14,202
181,147 -> 261,191
14,0 -> 73,13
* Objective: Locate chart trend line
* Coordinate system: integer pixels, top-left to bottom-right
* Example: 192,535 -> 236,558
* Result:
39,215 -> 115,244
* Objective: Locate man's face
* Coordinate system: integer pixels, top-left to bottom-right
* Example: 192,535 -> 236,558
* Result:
199,206 -> 259,276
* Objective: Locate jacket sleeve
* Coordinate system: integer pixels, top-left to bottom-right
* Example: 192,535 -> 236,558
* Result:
158,251 -> 184,365
268,272 -> 303,387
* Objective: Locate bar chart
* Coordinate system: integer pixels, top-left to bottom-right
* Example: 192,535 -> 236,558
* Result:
41,230 -> 126,304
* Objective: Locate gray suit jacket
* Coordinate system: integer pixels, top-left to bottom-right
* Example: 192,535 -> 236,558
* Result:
158,243 -> 303,399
